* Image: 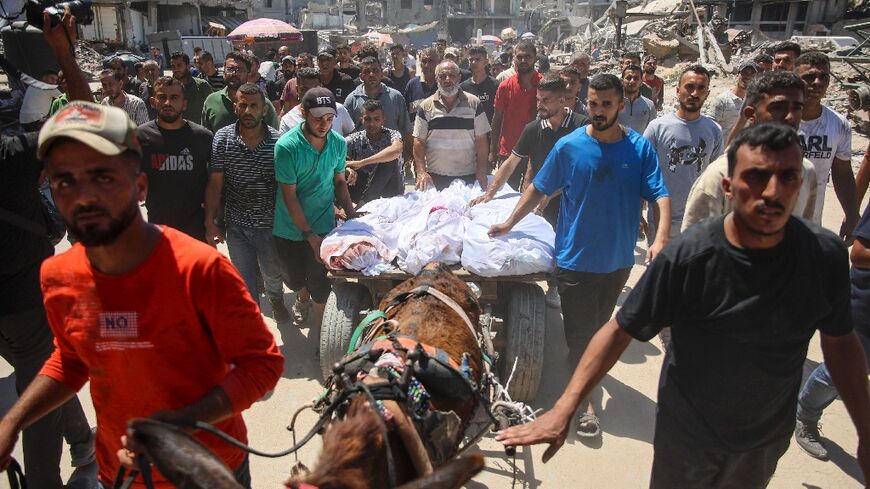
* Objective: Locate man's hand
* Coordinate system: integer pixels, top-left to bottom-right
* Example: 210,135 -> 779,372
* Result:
840,214 -> 858,245
345,168 -> 358,186
306,234 -> 324,263
346,160 -> 362,170
415,171 -> 434,191
495,408 -> 572,463
488,222 -> 512,238
42,10 -> 77,53
470,193 -> 492,207
205,222 -> 225,247
646,239 -> 665,264
117,434 -> 145,471
0,422 -> 19,472
488,152 -> 499,170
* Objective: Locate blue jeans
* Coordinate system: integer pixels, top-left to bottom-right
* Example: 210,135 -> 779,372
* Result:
225,224 -> 285,303
796,331 -> 870,424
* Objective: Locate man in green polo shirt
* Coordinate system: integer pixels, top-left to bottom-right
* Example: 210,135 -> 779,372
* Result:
273,87 -> 357,328
202,52 -> 279,132
169,51 -> 212,125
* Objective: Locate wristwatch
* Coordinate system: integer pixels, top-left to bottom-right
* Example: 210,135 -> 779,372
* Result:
302,230 -> 314,239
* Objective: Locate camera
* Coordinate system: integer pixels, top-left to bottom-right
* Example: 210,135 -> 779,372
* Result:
24,0 -> 93,29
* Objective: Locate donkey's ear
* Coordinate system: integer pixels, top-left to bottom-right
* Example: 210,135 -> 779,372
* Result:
395,454 -> 485,489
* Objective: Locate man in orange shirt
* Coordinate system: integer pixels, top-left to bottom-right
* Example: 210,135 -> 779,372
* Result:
0,102 -> 284,488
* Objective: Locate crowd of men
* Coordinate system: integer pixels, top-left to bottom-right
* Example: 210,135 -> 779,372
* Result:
0,12 -> 869,489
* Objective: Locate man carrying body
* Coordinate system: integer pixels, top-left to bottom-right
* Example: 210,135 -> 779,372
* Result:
139,77 -> 213,243
641,54 -> 664,111
273,88 -> 357,329
413,61 -> 490,191
317,46 -> 356,104
169,51 -> 213,125
279,68 -> 355,136
704,61 -> 757,136
99,69 -> 149,125
643,65 -> 723,238
202,52 -> 279,132
617,64 -> 656,135
346,100 -> 405,205
497,122 -> 870,489
205,83 -> 290,322
682,70 -> 818,230
794,51 -> 858,238
0,101 -> 284,488
491,40 -> 542,189
489,74 -> 671,437
460,46 -> 500,125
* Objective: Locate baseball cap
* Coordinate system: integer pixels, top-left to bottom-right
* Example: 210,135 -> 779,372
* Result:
318,46 -> 337,58
37,101 -> 141,160
282,55 -> 296,64
445,47 -> 459,58
738,60 -> 759,73
301,87 -> 336,117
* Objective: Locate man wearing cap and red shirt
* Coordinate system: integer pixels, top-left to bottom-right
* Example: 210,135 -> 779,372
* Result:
490,40 -> 542,190
317,46 -> 356,104
0,101 -> 284,488
274,88 -> 357,330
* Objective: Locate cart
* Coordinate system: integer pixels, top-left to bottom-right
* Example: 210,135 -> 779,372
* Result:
320,267 -> 549,402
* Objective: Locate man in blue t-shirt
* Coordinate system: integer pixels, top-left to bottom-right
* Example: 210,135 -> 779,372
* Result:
489,74 -> 671,437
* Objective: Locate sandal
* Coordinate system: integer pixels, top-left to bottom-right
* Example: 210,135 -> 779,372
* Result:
576,414 -> 602,438
293,297 -> 311,325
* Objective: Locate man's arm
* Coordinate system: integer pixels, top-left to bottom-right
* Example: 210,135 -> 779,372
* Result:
820,331 -> 870,480
279,183 -> 322,260
346,139 -> 403,169
204,172 -> 225,246
43,11 -> 91,102
413,137 -> 433,190
0,376 -> 77,470
489,107 -> 504,163
488,183 -> 547,237
831,157 -> 859,240
647,197 -> 671,263
496,319 -> 633,462
333,171 -> 357,219
475,134 -> 489,189
471,153 -> 523,206
856,149 -> 870,209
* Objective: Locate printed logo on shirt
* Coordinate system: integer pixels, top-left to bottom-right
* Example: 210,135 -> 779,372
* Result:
99,312 -> 139,338
150,148 -> 194,171
799,134 -> 833,160
667,138 -> 707,173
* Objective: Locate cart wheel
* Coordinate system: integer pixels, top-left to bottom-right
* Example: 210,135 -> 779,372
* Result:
319,282 -> 372,382
501,283 -> 546,402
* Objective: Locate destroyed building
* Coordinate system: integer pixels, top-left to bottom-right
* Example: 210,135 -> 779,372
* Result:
712,0 -> 848,38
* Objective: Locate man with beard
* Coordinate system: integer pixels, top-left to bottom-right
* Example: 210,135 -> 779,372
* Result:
489,74 -> 671,438
794,51 -> 858,237
138,77 -> 212,242
268,56 -> 295,109
169,52 -> 213,125
404,48 -> 440,125
0,101 -> 284,489
497,123 -> 870,489
412,60 -> 491,190
273,88 -> 358,330
569,53 -> 591,105
345,100 -> 405,205
643,65 -> 723,240
460,46 -> 500,125
278,68 -> 355,136
344,57 -> 410,135
704,61 -> 757,136
642,54 -> 664,111
138,60 -> 161,120
617,64 -> 656,134
201,52 -> 279,132
196,51 -> 226,91
755,53 -> 774,72
618,52 -> 653,100
682,70 -> 818,230
316,46 -> 356,104
205,83 -> 290,322
490,40 -> 542,189
99,69 -> 149,125
385,44 -> 413,93
336,44 -> 361,80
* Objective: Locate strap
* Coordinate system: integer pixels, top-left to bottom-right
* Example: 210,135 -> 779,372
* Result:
347,309 -> 386,355
411,285 -> 490,357
6,458 -> 26,489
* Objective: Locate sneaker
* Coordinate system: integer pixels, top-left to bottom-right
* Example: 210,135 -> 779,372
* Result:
545,286 -> 561,308
65,460 -> 98,489
795,420 -> 829,460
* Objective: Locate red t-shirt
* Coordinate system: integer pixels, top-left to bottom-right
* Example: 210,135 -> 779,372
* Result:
281,78 -> 300,109
643,75 -> 664,108
493,71 -> 542,157
39,227 -> 284,487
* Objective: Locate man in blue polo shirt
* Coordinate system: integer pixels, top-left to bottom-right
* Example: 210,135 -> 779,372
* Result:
273,88 -> 357,328
489,73 -> 671,438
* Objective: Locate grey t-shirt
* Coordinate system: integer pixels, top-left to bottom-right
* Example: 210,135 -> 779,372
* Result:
618,95 -> 656,135
643,113 -> 723,224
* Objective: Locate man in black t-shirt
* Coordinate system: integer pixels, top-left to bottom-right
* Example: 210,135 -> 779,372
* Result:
336,44 -> 361,80
385,44 -> 413,93
138,77 -> 212,242
460,46 -> 499,125
317,46 -> 357,104
497,123 -> 870,487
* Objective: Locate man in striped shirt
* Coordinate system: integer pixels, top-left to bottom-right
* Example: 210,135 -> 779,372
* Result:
412,60 -> 491,191
99,69 -> 149,125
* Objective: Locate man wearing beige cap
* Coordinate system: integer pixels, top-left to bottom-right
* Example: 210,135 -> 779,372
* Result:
0,101 -> 284,488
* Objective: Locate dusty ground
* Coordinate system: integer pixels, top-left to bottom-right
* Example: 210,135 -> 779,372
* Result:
1,67 -> 869,488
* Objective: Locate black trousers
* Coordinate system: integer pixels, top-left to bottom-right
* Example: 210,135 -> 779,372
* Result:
273,236 -> 332,304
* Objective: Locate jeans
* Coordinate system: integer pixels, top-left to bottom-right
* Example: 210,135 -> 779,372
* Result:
0,306 -> 93,489
225,224 -> 285,303
796,331 -> 870,424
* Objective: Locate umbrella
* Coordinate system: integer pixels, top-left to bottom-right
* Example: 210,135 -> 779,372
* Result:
480,34 -> 503,45
227,18 -> 302,43
521,32 -> 536,40
364,30 -> 394,45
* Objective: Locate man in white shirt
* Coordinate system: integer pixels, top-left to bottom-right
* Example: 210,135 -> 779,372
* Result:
278,68 -> 354,135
